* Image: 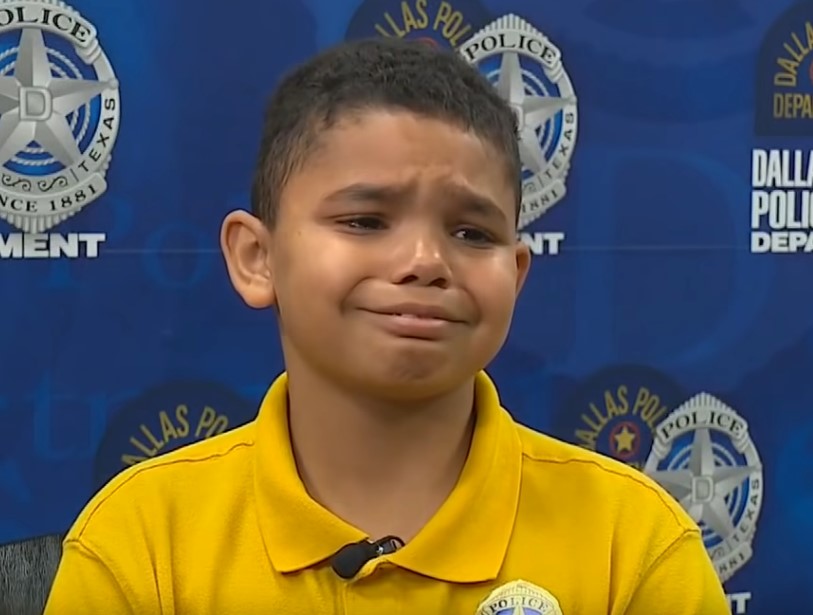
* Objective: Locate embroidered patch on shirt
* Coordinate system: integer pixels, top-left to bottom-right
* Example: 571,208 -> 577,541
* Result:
475,579 -> 564,615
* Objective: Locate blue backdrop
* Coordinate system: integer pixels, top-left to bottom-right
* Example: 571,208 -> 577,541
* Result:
1,0 -> 811,612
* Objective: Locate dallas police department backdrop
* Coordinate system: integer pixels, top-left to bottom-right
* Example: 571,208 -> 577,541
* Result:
0,0 -> 810,612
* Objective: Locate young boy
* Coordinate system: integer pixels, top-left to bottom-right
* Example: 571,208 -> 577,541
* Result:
44,39 -> 729,614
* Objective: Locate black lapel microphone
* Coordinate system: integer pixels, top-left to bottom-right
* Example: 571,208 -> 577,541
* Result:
330,535 -> 405,580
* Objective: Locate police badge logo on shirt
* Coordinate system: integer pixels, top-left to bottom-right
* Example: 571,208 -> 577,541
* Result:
476,579 -> 564,615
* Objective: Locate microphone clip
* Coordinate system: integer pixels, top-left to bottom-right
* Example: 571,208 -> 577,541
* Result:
372,535 -> 404,556
330,535 -> 405,580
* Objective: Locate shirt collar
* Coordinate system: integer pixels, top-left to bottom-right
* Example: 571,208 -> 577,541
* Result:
253,371 -> 522,583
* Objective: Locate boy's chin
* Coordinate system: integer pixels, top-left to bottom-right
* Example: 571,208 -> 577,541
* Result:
338,355 -> 481,403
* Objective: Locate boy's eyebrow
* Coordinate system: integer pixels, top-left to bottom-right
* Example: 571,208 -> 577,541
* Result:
443,184 -> 509,226
323,182 -> 408,205
322,182 -> 509,225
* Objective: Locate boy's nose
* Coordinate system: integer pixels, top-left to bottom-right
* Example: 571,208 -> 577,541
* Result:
389,230 -> 452,289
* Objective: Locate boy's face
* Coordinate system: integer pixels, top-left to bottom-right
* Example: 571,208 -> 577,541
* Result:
222,110 -> 530,400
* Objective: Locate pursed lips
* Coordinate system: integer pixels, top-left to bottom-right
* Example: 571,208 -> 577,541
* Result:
363,303 -> 461,322
358,303 -> 466,339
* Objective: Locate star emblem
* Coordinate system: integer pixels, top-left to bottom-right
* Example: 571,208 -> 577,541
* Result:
648,428 -> 758,540
493,51 -> 575,174
613,424 -> 637,453
0,27 -> 114,168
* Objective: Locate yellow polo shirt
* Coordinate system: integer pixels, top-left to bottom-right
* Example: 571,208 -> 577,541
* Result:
45,372 -> 729,614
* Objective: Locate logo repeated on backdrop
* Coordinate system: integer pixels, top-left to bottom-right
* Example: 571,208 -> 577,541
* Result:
0,0 -> 120,260
752,2 -> 813,254
755,2 -> 813,136
556,366 -> 760,613
643,394 -> 763,583
475,580 -> 564,615
556,365 -> 687,470
92,381 -> 256,490
459,14 -> 577,258
345,0 -> 492,49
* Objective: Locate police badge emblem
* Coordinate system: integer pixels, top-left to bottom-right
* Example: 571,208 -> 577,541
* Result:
475,579 -> 564,615
459,14 -> 578,230
644,392 -> 763,583
0,0 -> 120,233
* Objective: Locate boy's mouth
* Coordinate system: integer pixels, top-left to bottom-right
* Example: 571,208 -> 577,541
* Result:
363,309 -> 460,339
368,303 -> 461,323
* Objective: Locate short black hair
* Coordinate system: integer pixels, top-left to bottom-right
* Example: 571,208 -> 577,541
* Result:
250,37 -> 521,227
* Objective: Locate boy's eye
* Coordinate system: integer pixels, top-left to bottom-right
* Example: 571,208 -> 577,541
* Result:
454,227 -> 495,244
340,216 -> 387,231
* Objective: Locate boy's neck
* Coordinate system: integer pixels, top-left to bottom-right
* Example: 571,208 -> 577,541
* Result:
284,365 -> 476,543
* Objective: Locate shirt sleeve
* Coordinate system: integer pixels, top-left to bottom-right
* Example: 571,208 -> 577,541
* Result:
624,530 -> 730,615
44,539 -> 135,615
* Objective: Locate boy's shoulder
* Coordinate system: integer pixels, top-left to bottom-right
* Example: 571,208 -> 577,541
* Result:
513,421 -> 697,531
66,421 -> 258,542
106,418 -> 258,488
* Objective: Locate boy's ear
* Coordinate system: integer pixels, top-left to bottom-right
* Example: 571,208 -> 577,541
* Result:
514,239 -> 531,297
220,210 -> 277,309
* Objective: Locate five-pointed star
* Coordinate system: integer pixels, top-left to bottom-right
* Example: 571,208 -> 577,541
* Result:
613,425 -> 636,453
0,27 -> 111,168
648,428 -> 758,540
494,51 -> 574,174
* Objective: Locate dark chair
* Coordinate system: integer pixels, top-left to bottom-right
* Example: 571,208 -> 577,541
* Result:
0,534 -> 63,615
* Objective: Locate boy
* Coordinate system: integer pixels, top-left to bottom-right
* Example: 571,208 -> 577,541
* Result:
44,39 -> 729,614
